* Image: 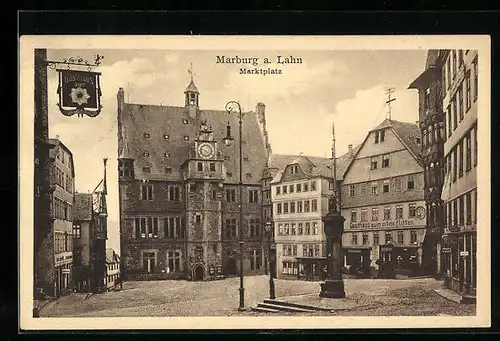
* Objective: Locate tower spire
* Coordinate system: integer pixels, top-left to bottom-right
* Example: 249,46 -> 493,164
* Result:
188,62 -> 195,82
385,87 -> 396,120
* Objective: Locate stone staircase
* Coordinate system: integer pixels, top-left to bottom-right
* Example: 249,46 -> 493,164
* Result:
251,299 -> 331,314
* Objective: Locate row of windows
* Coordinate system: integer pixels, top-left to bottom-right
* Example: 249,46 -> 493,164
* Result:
276,199 -> 318,215
52,165 -> 74,194
277,222 -> 320,236
141,250 -> 183,273
138,184 -> 259,203
107,274 -> 119,285
350,203 -> 419,222
281,243 -> 321,257
422,122 -> 445,148
224,218 -> 262,239
444,63 -> 478,139
444,125 -> 478,182
107,262 -> 119,271
275,180 -> 317,195
53,197 -> 72,221
54,231 -> 72,254
445,189 -> 477,228
347,175 -> 416,197
133,217 -> 185,239
350,230 -> 419,246
370,154 -> 391,170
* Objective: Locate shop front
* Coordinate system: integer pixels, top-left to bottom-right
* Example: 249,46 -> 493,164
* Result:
295,257 -> 328,281
442,231 -> 477,301
378,244 -> 420,278
342,247 -> 372,278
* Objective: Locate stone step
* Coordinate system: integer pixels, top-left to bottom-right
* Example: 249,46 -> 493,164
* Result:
251,306 -> 280,313
263,299 -> 331,311
257,302 -> 316,313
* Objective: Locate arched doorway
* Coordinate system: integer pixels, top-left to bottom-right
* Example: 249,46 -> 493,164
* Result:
193,264 -> 204,281
225,257 -> 237,275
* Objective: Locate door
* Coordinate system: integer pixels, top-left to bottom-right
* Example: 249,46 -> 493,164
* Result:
226,257 -> 237,275
194,264 -> 204,281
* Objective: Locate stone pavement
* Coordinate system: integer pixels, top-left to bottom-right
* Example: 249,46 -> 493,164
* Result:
434,288 -> 463,304
38,275 -> 475,317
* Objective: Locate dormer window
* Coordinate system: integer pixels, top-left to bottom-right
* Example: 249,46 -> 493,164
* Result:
424,88 -> 431,112
184,135 -> 190,141
416,136 -> 422,145
164,134 -> 170,140
246,173 -> 252,179
243,156 -> 249,162
290,165 -> 299,174
142,167 -> 151,173
374,131 -> 379,143
143,151 -> 150,157
380,130 -> 386,142
165,167 -> 173,174
143,133 -> 150,138
183,119 -> 189,125
164,152 -> 171,158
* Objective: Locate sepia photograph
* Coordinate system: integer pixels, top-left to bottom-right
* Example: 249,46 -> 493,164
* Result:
19,35 -> 490,330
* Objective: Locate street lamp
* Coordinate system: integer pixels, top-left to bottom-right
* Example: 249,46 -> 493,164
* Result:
223,100 -> 245,311
264,221 -> 276,299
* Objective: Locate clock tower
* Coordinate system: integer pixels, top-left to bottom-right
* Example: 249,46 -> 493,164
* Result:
183,121 -> 225,281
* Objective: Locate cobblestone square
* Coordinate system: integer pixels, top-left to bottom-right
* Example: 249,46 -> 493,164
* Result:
39,276 -> 475,317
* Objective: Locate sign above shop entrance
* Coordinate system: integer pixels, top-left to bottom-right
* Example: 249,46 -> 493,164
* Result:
350,218 -> 417,229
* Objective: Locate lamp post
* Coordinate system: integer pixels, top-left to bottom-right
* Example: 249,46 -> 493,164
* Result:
223,100 -> 245,311
264,221 -> 276,299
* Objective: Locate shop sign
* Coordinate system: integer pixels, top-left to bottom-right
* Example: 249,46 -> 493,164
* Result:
62,269 -> 71,274
56,69 -> 103,117
346,249 -> 362,254
460,251 -> 469,257
350,219 -> 417,229
442,247 -> 451,253
380,246 -> 393,253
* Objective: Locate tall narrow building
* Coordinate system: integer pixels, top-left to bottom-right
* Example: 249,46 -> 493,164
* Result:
408,50 -> 447,277
440,49 -> 478,302
117,75 -> 271,281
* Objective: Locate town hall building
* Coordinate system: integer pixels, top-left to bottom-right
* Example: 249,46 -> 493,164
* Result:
117,75 -> 272,281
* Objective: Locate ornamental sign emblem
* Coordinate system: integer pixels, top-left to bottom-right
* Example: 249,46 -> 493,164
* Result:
56,69 -> 103,117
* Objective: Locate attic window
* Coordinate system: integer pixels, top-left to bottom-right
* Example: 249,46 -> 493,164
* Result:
226,172 -> 233,177
143,151 -> 150,157
164,152 -> 171,158
165,167 -> 173,174
142,167 -> 151,173
164,134 -> 170,140
143,133 -> 150,138
246,173 -> 252,179
243,156 -> 249,162
416,136 -> 422,145
184,135 -> 190,141
224,155 -> 231,161
183,119 -> 189,124
380,130 -> 386,142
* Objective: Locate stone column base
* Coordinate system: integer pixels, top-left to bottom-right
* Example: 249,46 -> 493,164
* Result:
319,279 -> 346,298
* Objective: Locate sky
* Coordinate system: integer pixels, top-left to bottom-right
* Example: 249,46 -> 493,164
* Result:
45,48 -> 428,254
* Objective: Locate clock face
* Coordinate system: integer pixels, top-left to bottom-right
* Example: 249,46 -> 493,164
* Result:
416,206 -> 426,219
198,143 -> 214,159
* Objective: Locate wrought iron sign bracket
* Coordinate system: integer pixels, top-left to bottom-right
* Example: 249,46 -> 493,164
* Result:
46,55 -> 104,71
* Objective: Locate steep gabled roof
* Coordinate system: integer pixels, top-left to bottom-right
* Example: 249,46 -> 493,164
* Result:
106,248 -> 120,264
342,119 -> 423,178
269,147 -> 359,184
119,102 -> 269,184
48,138 -> 76,178
74,193 -> 93,221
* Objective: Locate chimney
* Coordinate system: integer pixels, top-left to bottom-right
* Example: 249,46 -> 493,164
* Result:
348,144 -> 353,154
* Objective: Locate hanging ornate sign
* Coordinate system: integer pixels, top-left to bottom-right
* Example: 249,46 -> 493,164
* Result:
56,69 -> 102,117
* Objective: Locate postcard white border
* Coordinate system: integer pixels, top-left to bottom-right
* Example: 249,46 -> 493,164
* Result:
19,35 -> 491,330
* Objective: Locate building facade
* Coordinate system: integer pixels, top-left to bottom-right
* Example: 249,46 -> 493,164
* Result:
37,138 -> 75,297
72,193 -> 93,292
117,77 -> 271,281
341,119 -> 426,277
106,248 -> 121,290
408,50 -> 447,277
441,49 -> 478,299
